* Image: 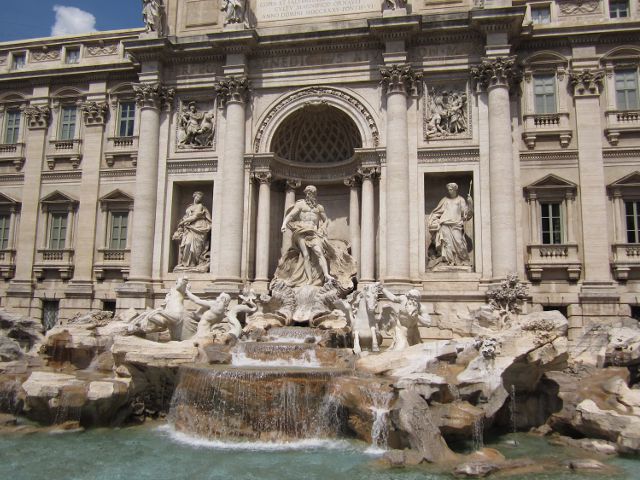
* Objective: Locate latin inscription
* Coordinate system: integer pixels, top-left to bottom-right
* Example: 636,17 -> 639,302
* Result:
257,0 -> 379,22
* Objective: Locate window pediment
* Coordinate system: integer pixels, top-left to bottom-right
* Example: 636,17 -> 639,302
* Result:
524,174 -> 577,200
99,189 -> 133,210
40,190 -> 78,211
608,171 -> 640,197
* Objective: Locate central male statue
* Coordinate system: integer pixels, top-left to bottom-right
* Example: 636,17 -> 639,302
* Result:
274,185 -> 356,290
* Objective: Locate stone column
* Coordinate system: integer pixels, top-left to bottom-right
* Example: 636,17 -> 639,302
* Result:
612,189 -> 625,243
380,65 -> 421,284
359,166 -> 379,282
253,171 -> 272,282
119,84 -> 173,303
344,176 -> 361,274
570,70 -> 612,286
7,103 -> 51,314
214,77 -> 250,284
471,57 -> 521,279
281,180 -> 300,255
67,101 -> 109,303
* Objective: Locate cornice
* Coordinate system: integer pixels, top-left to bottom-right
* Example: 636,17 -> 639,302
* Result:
0,62 -> 135,85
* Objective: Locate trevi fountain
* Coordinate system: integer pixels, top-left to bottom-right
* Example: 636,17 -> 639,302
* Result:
1,0 -> 640,478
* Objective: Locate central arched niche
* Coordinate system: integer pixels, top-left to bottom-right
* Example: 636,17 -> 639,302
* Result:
270,104 -> 362,164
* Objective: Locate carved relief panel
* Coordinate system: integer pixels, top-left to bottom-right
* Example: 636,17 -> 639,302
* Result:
423,82 -> 471,141
175,99 -> 217,150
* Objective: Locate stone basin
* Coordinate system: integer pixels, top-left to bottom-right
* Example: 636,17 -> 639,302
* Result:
231,342 -> 353,368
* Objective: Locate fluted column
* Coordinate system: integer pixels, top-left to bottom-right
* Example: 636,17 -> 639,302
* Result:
359,166 -> 379,282
570,69 -> 612,285
344,176 -> 361,275
127,83 -> 173,283
281,179 -> 300,255
71,101 -> 109,285
215,77 -> 250,283
471,57 -> 521,279
380,65 -> 421,283
254,171 -> 272,282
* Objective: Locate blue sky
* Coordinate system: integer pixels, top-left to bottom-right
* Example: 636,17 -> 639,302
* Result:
0,1 -> 143,42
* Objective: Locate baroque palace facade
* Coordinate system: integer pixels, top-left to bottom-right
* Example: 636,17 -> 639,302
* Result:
0,0 -> 639,340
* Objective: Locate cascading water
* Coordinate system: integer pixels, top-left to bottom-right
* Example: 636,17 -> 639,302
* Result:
472,416 -> 484,451
510,384 -> 519,446
231,342 -> 321,367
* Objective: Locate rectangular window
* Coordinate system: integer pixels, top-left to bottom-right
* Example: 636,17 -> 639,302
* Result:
531,6 -> 551,24
59,106 -> 77,140
109,212 -> 128,250
118,102 -> 136,137
11,53 -> 25,70
534,75 -> 556,114
102,300 -> 116,315
609,0 -> 629,17
49,212 -> 67,250
42,300 -> 59,331
4,110 -> 21,144
626,201 -> 640,243
0,214 -> 10,250
65,48 -> 80,64
615,70 -> 639,111
541,202 -> 562,244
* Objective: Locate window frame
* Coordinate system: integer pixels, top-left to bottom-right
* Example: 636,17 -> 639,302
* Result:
0,213 -> 11,250
117,101 -> 136,138
2,108 -> 21,144
108,210 -> 129,250
609,0 -> 629,18
533,74 -> 557,115
625,199 -> 640,243
48,211 -> 68,250
58,104 -> 78,141
540,201 -> 564,244
10,52 -> 26,71
614,68 -> 639,111
64,46 -> 81,65
531,5 -> 551,25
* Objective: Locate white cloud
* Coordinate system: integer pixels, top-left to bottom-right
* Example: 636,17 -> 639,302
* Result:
51,5 -> 97,37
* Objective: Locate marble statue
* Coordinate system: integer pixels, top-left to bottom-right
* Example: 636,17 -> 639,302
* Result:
350,283 -> 382,353
127,277 -> 188,340
380,287 -> 431,351
172,191 -> 212,272
178,102 -> 215,148
425,88 -> 468,137
274,185 -> 356,291
221,0 -> 246,26
186,288 -> 231,339
142,0 -> 163,35
427,182 -> 473,269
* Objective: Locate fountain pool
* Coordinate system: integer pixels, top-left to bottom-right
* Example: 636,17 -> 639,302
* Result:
0,425 -> 638,480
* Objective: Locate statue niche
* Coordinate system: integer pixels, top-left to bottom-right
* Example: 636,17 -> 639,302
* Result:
172,189 -> 213,273
425,177 -> 474,271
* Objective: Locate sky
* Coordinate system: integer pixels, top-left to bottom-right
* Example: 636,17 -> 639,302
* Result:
0,1 -> 143,43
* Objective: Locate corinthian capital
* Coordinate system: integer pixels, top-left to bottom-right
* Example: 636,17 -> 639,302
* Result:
569,69 -> 604,97
133,83 -> 175,110
23,105 -> 51,129
80,101 -> 109,125
470,56 -> 522,91
253,171 -> 272,184
214,76 -> 250,106
379,65 -> 423,96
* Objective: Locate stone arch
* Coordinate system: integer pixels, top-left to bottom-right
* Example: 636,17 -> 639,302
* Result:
522,50 -> 569,67
0,92 -> 28,103
253,87 -> 380,154
601,46 -> 640,63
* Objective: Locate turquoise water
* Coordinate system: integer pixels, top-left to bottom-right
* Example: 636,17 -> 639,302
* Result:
1,425 -> 639,480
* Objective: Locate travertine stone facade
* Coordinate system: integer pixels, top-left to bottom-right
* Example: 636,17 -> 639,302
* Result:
1,0 -> 640,341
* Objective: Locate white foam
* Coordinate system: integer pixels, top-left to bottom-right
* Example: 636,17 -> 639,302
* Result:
158,425 -> 354,452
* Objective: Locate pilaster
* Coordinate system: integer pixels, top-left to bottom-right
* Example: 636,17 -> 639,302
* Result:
358,166 -> 380,283
253,170 -> 272,284
7,94 -> 51,313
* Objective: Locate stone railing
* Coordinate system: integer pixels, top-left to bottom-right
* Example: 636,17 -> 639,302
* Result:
0,143 -> 25,170
0,248 -> 16,279
522,112 -> 572,149
612,243 -> 640,280
94,248 -> 130,280
526,243 -> 581,281
46,139 -> 83,169
34,248 -> 74,280
105,136 -> 138,167
605,110 -> 640,145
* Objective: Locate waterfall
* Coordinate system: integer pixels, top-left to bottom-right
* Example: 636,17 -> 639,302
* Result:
370,407 -> 390,449
472,416 -> 484,451
169,366 -> 349,442
231,343 -> 321,367
510,384 -> 519,446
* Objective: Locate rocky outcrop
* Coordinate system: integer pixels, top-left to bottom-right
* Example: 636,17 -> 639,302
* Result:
20,371 -> 130,426
546,366 -> 640,454
0,310 -> 44,353
570,323 -> 640,367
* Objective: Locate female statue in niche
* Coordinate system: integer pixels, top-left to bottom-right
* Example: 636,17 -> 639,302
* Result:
172,191 -> 212,272
426,182 -> 473,269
